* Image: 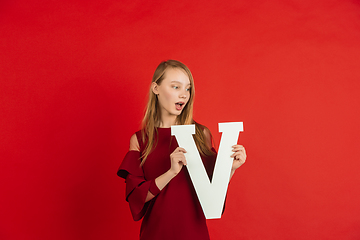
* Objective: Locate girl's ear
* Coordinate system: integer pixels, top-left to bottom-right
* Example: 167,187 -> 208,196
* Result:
151,82 -> 159,95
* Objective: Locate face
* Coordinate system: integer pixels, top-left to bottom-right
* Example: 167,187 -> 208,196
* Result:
152,67 -> 191,119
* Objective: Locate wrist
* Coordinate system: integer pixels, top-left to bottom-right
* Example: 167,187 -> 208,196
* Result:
155,170 -> 178,191
167,169 -> 178,178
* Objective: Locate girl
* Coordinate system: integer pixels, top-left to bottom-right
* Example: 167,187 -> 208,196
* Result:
117,60 -> 246,240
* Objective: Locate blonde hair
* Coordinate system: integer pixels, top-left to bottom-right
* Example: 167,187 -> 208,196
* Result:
141,60 -> 213,164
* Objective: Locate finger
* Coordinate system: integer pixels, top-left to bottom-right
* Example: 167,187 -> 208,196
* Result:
173,151 -> 187,158
232,144 -> 244,148
232,145 -> 245,150
175,147 -> 187,153
176,155 -> 187,166
232,151 -> 246,160
179,159 -> 185,166
233,148 -> 246,156
231,151 -> 243,157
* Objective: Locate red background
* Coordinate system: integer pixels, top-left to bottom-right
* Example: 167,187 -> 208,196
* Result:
1,0 -> 360,239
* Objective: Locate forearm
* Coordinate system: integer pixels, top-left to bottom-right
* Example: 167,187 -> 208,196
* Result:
145,170 -> 177,202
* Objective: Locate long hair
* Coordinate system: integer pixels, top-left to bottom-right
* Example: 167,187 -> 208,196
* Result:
140,60 -> 214,165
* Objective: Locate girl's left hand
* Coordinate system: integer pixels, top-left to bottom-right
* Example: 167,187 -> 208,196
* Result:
230,145 -> 247,171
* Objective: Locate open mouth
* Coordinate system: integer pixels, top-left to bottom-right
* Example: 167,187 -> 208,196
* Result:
175,102 -> 185,111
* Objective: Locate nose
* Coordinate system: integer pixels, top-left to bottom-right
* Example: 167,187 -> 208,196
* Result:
180,89 -> 188,99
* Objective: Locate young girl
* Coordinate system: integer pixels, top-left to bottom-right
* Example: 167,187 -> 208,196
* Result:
117,60 -> 247,240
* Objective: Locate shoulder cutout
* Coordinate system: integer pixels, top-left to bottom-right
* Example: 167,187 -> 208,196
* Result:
129,134 -> 140,151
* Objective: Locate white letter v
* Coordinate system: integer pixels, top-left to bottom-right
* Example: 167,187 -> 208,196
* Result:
171,122 -> 243,219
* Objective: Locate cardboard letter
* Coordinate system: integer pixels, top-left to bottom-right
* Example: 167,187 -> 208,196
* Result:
171,122 -> 243,219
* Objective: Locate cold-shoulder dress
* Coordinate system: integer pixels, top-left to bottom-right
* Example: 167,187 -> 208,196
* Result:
117,127 -> 217,240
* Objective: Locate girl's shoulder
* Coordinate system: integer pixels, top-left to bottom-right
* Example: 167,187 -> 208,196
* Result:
129,130 -> 142,151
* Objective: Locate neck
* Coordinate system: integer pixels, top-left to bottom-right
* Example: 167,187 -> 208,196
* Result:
159,114 -> 177,128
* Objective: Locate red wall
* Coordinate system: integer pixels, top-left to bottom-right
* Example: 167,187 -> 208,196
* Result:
1,0 -> 360,239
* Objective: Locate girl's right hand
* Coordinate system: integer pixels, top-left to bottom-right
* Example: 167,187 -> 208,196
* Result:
169,147 -> 187,176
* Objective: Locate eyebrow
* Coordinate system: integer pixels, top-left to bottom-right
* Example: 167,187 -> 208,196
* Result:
171,81 -> 191,86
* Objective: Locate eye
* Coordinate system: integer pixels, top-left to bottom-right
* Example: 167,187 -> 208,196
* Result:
186,88 -> 191,91
172,86 -> 179,89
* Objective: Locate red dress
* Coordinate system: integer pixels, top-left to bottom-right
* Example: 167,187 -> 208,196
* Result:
117,128 -> 217,240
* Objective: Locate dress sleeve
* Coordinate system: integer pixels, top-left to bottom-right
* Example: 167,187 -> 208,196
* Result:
117,151 -> 161,221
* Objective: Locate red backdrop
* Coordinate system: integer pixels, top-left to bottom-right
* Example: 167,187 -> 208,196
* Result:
1,0 -> 360,239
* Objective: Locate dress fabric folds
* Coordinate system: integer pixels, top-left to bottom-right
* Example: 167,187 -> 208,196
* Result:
117,128 -> 217,240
